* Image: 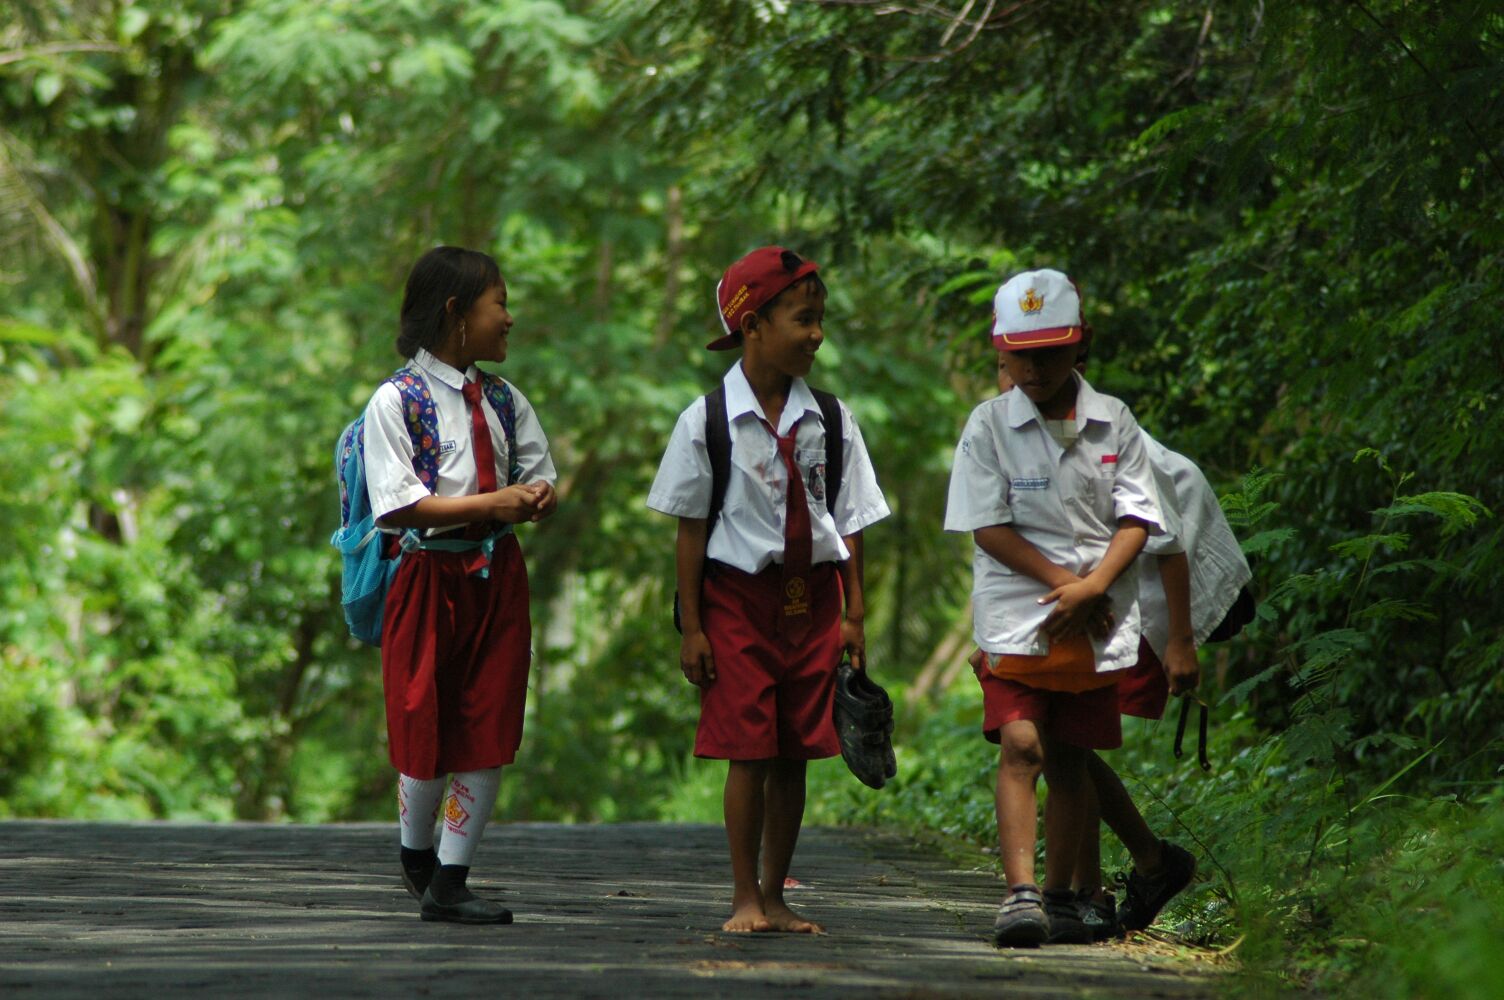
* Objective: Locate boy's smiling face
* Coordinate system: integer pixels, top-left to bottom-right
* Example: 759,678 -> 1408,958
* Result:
999,343 -> 1077,416
745,279 -> 826,379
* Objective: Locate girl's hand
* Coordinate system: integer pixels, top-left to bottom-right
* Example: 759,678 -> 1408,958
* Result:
680,630 -> 715,688
525,481 -> 557,521
842,618 -> 867,671
489,484 -> 542,524
1039,579 -> 1108,640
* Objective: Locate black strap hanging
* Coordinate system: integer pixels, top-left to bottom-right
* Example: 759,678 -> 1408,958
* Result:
1173,695 -> 1211,771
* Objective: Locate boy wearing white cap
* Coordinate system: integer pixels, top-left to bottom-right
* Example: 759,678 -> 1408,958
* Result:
944,268 -> 1165,947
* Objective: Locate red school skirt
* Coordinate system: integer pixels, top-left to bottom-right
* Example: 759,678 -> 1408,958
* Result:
381,533 -> 531,779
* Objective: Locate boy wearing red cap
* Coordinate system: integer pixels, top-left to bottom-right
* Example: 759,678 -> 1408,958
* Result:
945,269 -> 1165,947
648,247 -> 890,933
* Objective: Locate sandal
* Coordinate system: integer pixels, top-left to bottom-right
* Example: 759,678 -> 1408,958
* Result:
992,883 -> 1048,948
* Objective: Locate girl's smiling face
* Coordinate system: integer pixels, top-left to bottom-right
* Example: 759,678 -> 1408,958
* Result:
459,280 -> 512,365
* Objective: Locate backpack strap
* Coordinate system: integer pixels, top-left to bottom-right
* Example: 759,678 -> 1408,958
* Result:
703,383 -> 732,539
386,368 -> 441,490
479,373 -> 522,486
810,388 -> 843,519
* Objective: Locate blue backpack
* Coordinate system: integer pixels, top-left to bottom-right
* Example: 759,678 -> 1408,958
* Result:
332,367 -> 520,645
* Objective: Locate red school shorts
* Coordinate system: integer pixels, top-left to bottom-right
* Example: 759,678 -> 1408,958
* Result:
973,661 -> 1123,751
1116,638 -> 1170,721
695,561 -> 843,761
381,533 -> 532,780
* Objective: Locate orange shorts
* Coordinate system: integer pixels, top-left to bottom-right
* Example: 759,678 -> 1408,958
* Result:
974,661 -> 1123,750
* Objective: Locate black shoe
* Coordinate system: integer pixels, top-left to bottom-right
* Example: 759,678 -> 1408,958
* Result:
400,849 -> 437,901
992,884 -> 1048,948
419,887 -> 513,925
1078,888 -> 1119,941
833,659 -> 897,789
1043,888 -> 1092,944
1118,840 -> 1196,932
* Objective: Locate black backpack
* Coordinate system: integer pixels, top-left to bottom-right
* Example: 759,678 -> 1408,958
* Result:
673,384 -> 845,632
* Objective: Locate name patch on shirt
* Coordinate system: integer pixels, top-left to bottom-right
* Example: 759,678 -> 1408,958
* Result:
1012,476 -> 1050,491
1101,454 -> 1118,465
439,440 -> 458,456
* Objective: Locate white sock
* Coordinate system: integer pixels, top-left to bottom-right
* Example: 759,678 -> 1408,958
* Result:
437,768 -> 502,868
398,774 -> 446,850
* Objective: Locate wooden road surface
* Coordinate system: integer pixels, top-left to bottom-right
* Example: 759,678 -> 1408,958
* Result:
0,821 -> 1222,998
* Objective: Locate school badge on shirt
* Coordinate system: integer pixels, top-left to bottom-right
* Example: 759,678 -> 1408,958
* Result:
806,462 -> 827,503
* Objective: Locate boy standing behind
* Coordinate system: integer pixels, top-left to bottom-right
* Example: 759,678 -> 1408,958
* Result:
648,247 -> 890,933
945,269 -> 1164,947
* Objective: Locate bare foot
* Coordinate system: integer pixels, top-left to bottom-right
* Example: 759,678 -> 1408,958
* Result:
763,899 -> 823,934
723,899 -> 772,932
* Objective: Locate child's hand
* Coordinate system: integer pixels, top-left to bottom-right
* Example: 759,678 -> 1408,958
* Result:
489,484 -> 542,524
842,618 -> 866,671
1038,579 -> 1108,640
968,647 -> 985,671
1163,634 -> 1200,695
524,481 -> 557,521
680,630 -> 715,688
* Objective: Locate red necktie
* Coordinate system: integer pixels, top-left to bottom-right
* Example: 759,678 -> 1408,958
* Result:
763,416 -> 812,644
462,380 -> 498,494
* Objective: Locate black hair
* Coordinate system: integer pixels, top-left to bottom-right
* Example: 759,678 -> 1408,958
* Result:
755,249 -> 827,321
396,246 -> 503,358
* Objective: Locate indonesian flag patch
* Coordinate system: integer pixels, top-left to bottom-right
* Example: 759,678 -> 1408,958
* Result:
1101,454 -> 1118,465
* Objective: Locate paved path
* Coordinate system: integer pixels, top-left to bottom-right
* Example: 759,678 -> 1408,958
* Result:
0,821 -> 1220,998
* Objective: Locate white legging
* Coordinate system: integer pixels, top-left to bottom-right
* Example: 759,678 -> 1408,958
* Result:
398,768 -> 502,868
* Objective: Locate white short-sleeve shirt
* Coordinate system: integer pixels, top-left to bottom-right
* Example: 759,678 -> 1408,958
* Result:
363,348 -> 557,533
944,373 -> 1166,672
646,361 -> 891,574
1135,430 -> 1253,657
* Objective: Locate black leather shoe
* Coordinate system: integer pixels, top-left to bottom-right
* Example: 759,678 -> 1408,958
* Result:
401,858 -> 436,901
833,658 -> 897,789
419,887 -> 514,925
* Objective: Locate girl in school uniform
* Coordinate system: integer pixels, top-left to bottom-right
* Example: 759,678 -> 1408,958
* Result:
362,246 -> 558,924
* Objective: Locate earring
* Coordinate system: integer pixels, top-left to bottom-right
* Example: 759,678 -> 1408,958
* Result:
460,320 -> 466,347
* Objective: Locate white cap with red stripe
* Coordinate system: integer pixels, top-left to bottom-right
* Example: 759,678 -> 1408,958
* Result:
992,269 -> 1084,350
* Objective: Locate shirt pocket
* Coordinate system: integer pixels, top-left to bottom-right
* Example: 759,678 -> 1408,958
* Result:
794,446 -> 829,510
1078,450 -> 1119,524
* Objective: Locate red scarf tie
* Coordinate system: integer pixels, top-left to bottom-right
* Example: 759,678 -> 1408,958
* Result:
762,416 -> 812,644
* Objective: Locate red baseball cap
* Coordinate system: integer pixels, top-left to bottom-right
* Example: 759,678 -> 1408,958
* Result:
708,246 -> 821,351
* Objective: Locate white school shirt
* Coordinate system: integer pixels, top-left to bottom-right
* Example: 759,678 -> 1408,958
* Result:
1136,430 -> 1253,657
943,373 -> 1166,672
363,348 -> 557,533
646,361 -> 891,574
